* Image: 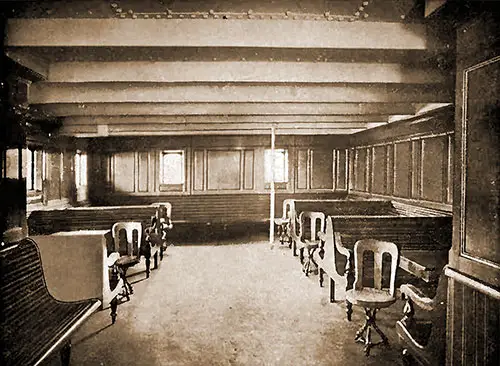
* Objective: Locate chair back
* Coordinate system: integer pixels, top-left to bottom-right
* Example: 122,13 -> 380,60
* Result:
299,211 -> 325,242
111,222 -> 142,256
282,199 -> 294,219
155,202 -> 172,219
353,239 -> 399,296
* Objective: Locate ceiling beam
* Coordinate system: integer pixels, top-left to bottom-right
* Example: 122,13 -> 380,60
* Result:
62,122 -> 384,131
48,61 -> 446,84
34,102 -> 417,116
6,19 -> 430,50
5,49 -> 49,79
29,83 -> 452,104
62,115 -> 389,125
58,125 -> 365,137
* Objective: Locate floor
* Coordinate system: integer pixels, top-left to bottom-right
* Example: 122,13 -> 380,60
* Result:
45,235 -> 405,365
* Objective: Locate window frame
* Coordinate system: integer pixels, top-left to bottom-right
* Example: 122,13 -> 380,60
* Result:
264,148 -> 289,189
159,149 -> 185,192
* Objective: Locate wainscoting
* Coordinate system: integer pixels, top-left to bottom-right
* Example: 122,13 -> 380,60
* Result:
348,107 -> 454,211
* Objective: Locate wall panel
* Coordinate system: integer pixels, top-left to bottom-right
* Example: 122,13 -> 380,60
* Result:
311,149 -> 333,189
421,135 -> 447,202
335,149 -> 347,190
296,149 -> 308,190
243,150 -> 254,190
354,148 -> 367,191
394,141 -> 411,197
372,145 -> 386,195
48,152 -> 61,200
207,150 -> 241,190
138,152 -> 149,192
113,152 -> 135,193
411,140 -> 422,199
193,150 -> 205,191
447,276 -> 500,366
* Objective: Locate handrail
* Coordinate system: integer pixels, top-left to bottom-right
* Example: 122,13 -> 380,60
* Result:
445,267 -> 500,300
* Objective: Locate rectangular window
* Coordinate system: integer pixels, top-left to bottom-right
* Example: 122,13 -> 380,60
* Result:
265,149 -> 289,183
75,151 -> 87,187
26,148 -> 36,191
160,150 -> 185,191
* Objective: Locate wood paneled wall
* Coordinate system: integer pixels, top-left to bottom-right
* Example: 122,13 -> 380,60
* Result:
348,108 -> 454,211
446,270 -> 500,365
87,135 -> 348,205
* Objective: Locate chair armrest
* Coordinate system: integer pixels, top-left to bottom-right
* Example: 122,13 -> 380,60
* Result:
400,284 -> 435,311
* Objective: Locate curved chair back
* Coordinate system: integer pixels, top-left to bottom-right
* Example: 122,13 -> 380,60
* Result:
282,199 -> 294,219
353,239 -> 399,296
111,222 -> 142,256
155,202 -> 172,219
299,211 -> 325,242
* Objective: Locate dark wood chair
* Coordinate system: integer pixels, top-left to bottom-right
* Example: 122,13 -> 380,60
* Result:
274,198 -> 294,246
149,203 -> 173,260
295,211 -> 325,276
345,239 -> 400,356
396,267 -> 448,365
111,221 -> 142,300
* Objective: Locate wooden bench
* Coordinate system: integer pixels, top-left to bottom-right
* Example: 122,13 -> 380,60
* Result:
0,238 -> 102,366
287,199 -> 397,256
32,230 -> 124,313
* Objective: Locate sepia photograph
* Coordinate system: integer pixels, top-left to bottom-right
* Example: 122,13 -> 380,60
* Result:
0,1 -> 498,365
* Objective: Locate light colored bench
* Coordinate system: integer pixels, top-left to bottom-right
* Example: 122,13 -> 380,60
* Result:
32,230 -> 124,319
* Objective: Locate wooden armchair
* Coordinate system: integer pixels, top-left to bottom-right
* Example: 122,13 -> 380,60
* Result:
396,267 -> 448,366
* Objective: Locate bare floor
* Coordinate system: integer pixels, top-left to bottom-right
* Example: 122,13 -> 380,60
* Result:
46,236 -> 405,365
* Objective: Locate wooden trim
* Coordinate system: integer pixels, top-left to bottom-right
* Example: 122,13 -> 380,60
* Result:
446,134 -> 453,203
459,55 -> 500,270
445,267 -> 500,300
350,191 -> 452,213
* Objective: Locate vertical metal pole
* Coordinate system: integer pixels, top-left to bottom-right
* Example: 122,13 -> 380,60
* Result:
269,127 -> 275,244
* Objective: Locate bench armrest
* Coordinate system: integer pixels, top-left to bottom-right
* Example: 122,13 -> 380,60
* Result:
317,231 -> 326,241
333,232 -> 351,258
400,284 -> 435,311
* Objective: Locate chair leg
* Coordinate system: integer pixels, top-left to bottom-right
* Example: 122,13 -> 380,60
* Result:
346,300 -> 353,321
329,277 -> 336,303
60,340 -> 71,366
145,257 -> 151,278
153,252 -> 158,269
354,308 -> 388,356
319,268 -> 324,287
110,297 -> 118,324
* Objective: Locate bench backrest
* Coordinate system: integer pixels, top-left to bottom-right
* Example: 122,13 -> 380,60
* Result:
331,216 -> 452,251
294,199 -> 397,217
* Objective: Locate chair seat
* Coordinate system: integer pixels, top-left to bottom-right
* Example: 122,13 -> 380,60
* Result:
274,218 -> 289,225
116,255 -> 140,267
303,240 -> 319,248
346,288 -> 397,308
